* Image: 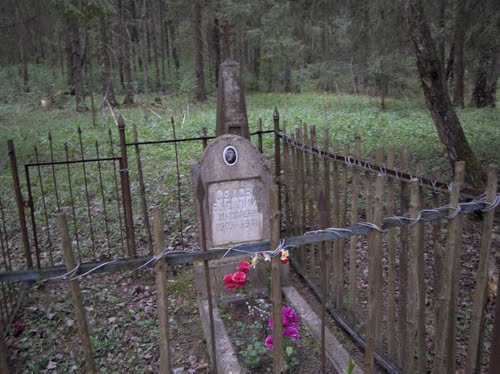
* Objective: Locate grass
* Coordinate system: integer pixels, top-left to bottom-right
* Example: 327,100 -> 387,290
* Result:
0,92 -> 498,270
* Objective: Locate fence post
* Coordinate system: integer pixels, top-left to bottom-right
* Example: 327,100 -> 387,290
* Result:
7,140 -> 32,269
318,190 -> 329,374
258,118 -> 263,153
467,165 -> 497,372
273,108 -> 281,213
434,161 -> 465,373
56,213 -> 96,373
201,127 -> 208,150
153,208 -> 172,372
270,184 -> 283,373
0,329 -> 9,374
118,116 -> 136,257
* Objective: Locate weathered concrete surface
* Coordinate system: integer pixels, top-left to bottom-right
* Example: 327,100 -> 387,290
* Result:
283,286 -> 364,374
199,299 -> 241,374
191,134 -> 273,250
216,59 -> 250,139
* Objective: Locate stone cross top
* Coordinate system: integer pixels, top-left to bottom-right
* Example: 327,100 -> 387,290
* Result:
215,59 -> 250,139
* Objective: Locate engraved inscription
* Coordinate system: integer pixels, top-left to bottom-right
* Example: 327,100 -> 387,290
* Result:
208,179 -> 263,246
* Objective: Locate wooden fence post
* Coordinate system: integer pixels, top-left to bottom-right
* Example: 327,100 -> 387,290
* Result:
56,213 -> 96,373
270,185 -> 283,373
118,116 -> 136,257
0,329 -> 9,374
7,140 -> 32,269
466,165 -> 497,372
407,176 -> 424,372
386,149 -> 396,360
273,108 -> 281,214
398,146 -> 409,369
366,174 -> 384,373
434,161 -> 465,373
152,208 -> 172,372
319,190 -> 330,374
196,178 -> 217,372
349,138 -> 361,321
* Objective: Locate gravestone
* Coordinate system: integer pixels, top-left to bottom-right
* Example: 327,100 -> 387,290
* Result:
216,59 -> 250,139
191,134 -> 273,299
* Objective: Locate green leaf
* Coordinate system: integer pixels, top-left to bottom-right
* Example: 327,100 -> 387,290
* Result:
285,346 -> 293,356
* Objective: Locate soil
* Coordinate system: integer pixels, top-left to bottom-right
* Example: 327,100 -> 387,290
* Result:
219,297 -> 337,373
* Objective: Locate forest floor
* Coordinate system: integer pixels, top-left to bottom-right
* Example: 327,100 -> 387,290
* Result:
5,213 -> 499,372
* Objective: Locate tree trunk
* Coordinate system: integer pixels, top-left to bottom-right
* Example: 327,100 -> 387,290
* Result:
168,21 -> 180,88
471,0 -> 499,108
191,0 -> 206,101
68,20 -> 86,112
403,0 -> 486,188
119,0 -> 134,105
471,50 -> 499,108
452,0 -> 466,107
213,18 -> 221,87
283,59 -> 292,92
99,17 -> 117,107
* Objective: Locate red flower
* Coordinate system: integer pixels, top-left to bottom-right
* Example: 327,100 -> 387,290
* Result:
238,261 -> 251,273
223,274 -> 235,290
231,271 -> 247,288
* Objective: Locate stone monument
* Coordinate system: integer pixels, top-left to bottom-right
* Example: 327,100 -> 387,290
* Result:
216,59 -> 250,139
191,134 -> 273,299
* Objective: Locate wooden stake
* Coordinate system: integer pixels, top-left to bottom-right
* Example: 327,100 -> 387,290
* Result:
408,177 -> 423,372
398,146 -> 409,369
56,213 -> 96,373
434,161 -> 465,373
153,208 -> 172,372
319,190 -> 330,374
196,178 -> 218,373
270,185 -> 283,373
0,326 -> 9,374
386,149 -> 396,360
466,165 -> 497,373
349,138 -> 361,321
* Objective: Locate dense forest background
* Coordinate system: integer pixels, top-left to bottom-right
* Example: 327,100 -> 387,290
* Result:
0,0 -> 498,186
0,0 -> 497,107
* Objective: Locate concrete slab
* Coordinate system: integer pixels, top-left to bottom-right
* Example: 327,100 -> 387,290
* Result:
283,286 -> 363,374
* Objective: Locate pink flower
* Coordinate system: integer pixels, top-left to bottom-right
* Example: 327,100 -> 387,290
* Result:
223,274 -> 235,291
231,271 -> 247,288
282,307 -> 298,328
283,326 -> 300,340
264,335 -> 273,349
238,261 -> 251,273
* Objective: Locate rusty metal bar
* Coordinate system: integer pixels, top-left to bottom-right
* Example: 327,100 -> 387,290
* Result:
171,117 -> 184,249
201,128 -> 208,149
34,147 -> 55,266
78,126 -> 97,253
133,125 -> 153,255
258,118 -> 263,152
95,140 -> 112,254
48,132 -> 61,211
25,156 -> 120,167
118,116 -> 136,257
8,139 -> 32,269
64,143 -> 81,260
108,128 -> 126,256
0,198 -> 12,270
278,131 -> 482,199
24,165 -> 40,268
126,135 -> 216,147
